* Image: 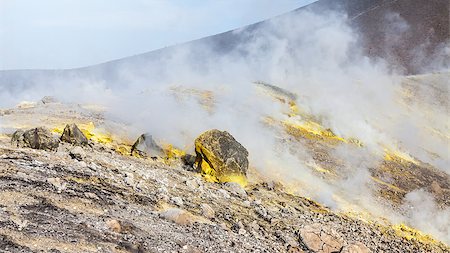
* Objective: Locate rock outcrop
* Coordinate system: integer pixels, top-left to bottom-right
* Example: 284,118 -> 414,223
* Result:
11,127 -> 59,150
131,133 -> 164,157
60,124 -> 89,145
194,129 -> 248,185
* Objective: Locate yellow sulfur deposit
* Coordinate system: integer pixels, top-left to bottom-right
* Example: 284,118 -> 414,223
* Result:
79,122 -> 113,144
116,145 -> 132,156
391,224 -> 438,245
370,176 -> 405,192
163,144 -> 186,159
283,119 -> 346,144
52,122 -> 113,144
384,149 -> 419,165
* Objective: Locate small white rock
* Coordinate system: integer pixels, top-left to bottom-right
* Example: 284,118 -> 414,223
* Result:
171,196 -> 184,206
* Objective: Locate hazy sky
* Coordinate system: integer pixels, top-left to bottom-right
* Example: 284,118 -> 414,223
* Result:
0,0 -> 316,70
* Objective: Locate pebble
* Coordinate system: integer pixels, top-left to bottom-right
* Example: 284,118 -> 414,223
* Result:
171,196 -> 184,206
200,203 -> 215,219
106,219 -> 121,233
69,146 -> 86,161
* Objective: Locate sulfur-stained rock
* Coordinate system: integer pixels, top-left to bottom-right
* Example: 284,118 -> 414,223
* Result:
11,127 -> 59,151
194,129 -> 248,186
131,133 -> 164,157
60,124 -> 89,145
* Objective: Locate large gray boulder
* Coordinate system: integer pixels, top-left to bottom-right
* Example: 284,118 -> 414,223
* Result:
60,124 -> 88,145
131,133 -> 164,157
11,127 -> 59,151
194,129 -> 248,185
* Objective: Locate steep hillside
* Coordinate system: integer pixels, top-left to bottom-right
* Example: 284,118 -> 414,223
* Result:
0,102 -> 449,252
0,0 -> 449,251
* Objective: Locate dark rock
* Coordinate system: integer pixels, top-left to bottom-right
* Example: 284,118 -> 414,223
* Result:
11,127 -> 59,150
181,154 -> 196,167
11,130 -> 25,146
60,124 -> 89,145
131,134 -> 164,157
194,129 -> 248,185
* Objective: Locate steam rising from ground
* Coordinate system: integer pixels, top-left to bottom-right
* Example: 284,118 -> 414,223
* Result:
1,8 -> 449,243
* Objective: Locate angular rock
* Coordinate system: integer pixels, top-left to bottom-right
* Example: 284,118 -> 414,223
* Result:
106,219 -> 121,233
194,129 -> 248,185
11,127 -> 59,150
131,133 -> 164,157
181,154 -> 196,167
60,124 -> 88,145
69,146 -> 86,161
200,203 -> 215,219
299,224 -> 345,253
11,130 -> 25,146
224,182 -> 247,199
159,208 -> 207,225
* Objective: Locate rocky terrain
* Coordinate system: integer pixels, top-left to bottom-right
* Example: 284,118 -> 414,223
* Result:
0,0 -> 448,252
0,100 -> 449,253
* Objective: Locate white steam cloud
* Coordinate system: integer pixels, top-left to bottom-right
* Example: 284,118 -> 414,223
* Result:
0,7 -> 449,243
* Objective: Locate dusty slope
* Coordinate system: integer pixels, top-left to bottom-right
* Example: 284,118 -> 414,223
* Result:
0,98 -> 449,253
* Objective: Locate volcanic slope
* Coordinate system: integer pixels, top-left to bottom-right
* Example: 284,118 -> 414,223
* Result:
0,101 -> 449,253
0,0 -> 449,251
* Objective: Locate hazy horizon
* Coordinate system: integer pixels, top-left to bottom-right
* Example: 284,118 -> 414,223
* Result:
0,0 -> 316,70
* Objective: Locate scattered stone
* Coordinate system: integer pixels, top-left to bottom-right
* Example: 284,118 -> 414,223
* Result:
171,196 -> 184,206
46,177 -> 67,193
217,189 -> 230,199
224,182 -> 247,199
430,181 -> 443,196
160,208 -> 207,225
106,219 -> 122,233
264,181 -> 284,191
69,146 -> 86,161
254,205 -> 268,219
299,224 -> 345,253
16,101 -> 36,109
84,192 -> 100,200
60,124 -> 89,145
287,245 -> 305,253
10,216 -> 28,231
11,127 -> 59,150
200,203 -> 215,219
124,172 -> 135,186
194,129 -> 249,185
247,221 -> 260,232
131,133 -> 164,157
185,179 -> 200,190
341,242 -> 371,253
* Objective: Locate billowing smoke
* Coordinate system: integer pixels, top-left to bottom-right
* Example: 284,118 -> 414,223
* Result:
0,6 -> 449,243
